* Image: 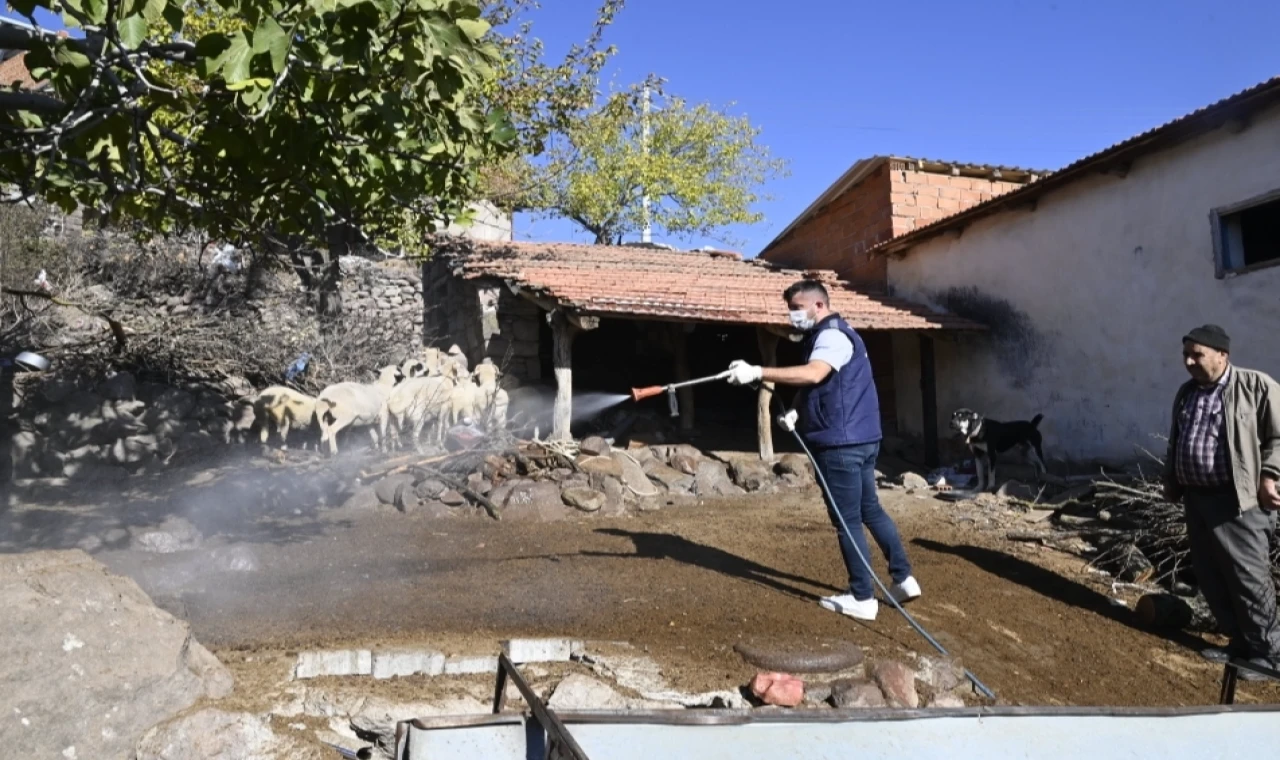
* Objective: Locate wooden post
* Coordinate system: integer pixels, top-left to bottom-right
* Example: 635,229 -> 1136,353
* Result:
550,311 -> 578,442
919,333 -> 939,468
757,327 -> 780,462
671,324 -> 694,432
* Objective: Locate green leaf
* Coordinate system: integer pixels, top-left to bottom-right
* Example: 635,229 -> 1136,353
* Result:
422,15 -> 461,55
252,16 -> 290,73
7,0 -> 37,16
118,15 -> 148,49
82,0 -> 108,24
221,31 -> 254,84
455,18 -> 489,42
162,1 -> 185,32
54,45 -> 93,70
141,0 -> 166,23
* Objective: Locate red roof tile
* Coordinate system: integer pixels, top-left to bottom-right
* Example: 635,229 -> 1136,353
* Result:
432,238 -> 983,331
0,52 -> 41,91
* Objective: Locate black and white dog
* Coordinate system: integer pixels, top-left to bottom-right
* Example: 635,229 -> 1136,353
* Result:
950,409 -> 1047,492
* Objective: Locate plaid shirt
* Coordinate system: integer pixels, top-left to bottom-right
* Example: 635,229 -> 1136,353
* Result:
1174,367 -> 1233,488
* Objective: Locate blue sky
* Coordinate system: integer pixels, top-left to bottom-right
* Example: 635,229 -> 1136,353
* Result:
8,1 -> 1278,255
512,0 -> 1280,254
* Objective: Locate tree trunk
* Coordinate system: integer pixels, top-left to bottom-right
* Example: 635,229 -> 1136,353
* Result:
550,311 -> 578,441
757,328 -> 779,462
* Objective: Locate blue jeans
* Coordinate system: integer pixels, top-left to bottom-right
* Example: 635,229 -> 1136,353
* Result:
810,441 -> 912,601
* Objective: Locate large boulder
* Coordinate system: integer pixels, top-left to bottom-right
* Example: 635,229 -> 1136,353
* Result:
693,460 -> 745,498
498,480 -> 568,521
729,459 -> 775,492
1,551 -> 232,760
645,463 -> 694,494
612,452 -> 658,497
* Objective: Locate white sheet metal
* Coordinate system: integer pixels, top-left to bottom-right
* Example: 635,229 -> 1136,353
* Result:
398,708 -> 1280,760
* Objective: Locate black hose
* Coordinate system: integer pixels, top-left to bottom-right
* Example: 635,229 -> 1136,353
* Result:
777,405 -> 996,700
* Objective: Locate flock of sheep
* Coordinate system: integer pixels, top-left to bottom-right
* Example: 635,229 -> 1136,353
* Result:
251,346 -> 509,455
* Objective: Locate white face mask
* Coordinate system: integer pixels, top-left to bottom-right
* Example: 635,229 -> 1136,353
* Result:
788,309 -> 815,331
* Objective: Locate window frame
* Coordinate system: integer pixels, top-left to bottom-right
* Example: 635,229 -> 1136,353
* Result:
1210,187 -> 1280,279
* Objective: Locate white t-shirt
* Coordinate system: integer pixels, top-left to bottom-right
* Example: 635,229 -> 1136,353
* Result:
810,327 -> 854,372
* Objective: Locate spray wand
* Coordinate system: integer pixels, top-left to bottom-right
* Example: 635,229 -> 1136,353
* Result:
630,370 -> 733,418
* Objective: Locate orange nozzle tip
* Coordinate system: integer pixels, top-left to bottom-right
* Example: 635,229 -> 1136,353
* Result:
630,386 -> 664,402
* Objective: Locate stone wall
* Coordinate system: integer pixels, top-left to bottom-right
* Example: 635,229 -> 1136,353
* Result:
421,257 -> 543,383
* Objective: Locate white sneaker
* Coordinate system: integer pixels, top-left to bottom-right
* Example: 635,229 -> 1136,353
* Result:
889,576 -> 922,604
820,594 -> 878,621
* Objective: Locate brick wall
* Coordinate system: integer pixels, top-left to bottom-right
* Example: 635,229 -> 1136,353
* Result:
762,161 -> 896,288
886,159 -> 1025,237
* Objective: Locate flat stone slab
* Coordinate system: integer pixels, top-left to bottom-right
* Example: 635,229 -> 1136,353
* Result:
442,655 -> 498,675
372,649 -> 445,679
502,638 -> 582,663
294,650 -> 373,679
733,638 -> 865,674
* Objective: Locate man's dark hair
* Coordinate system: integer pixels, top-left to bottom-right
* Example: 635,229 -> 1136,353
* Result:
783,279 -> 829,304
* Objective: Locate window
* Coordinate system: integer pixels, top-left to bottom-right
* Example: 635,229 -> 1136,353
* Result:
1212,190 -> 1280,277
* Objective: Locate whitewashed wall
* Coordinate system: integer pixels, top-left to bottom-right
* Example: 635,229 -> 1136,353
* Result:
888,103 -> 1280,465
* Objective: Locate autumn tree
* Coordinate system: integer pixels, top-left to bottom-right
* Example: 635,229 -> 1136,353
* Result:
0,0 -> 514,314
520,86 -> 788,245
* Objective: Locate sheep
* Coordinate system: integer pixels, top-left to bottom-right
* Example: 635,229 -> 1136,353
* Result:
314,365 -> 402,455
380,373 -> 455,450
444,374 -> 482,440
471,359 -> 506,430
252,386 -> 317,448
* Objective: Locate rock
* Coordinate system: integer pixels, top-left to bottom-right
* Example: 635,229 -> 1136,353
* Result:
133,517 -> 203,554
872,660 -> 919,708
693,460 -> 744,498
927,693 -> 967,708
599,475 -> 627,511
375,474 -> 415,509
670,453 -> 701,476
501,481 -> 569,521
577,454 -> 623,479
829,679 -> 887,708
562,487 -> 606,512
614,452 -> 659,497
997,480 -> 1042,501
646,463 -> 694,493
372,650 -> 445,679
749,672 -> 805,707
734,638 -> 865,674
503,638 -> 578,663
136,709 -> 302,760
913,655 -> 965,693
110,434 -> 160,466
413,478 -> 447,501
548,674 -> 629,710
217,375 -> 255,399
900,472 -> 929,492
463,471 -> 491,494
101,371 -> 137,400
2,551 -> 232,760
151,388 -> 196,421
579,436 -> 611,457
41,378 -> 78,404
8,430 -> 42,477
482,454 -> 515,480
438,489 -> 467,507
775,453 -> 813,480
729,459 -> 775,492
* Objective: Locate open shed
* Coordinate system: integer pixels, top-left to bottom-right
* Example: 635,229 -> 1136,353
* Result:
423,237 -> 982,463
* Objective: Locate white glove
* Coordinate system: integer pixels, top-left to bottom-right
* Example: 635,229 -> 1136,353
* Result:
726,360 -> 763,386
777,409 -> 798,432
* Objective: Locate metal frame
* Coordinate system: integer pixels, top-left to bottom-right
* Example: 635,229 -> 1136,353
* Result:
1209,186 -> 1280,279
492,653 -> 591,760
1218,658 -> 1280,704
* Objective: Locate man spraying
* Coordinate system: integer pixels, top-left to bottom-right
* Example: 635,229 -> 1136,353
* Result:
726,280 -> 920,620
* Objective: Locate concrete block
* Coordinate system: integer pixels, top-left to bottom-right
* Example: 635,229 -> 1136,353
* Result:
443,655 -> 498,675
372,650 -> 445,680
293,650 -> 373,680
501,638 -> 581,664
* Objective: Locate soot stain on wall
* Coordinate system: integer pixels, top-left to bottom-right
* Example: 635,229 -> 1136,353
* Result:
930,286 -> 1046,390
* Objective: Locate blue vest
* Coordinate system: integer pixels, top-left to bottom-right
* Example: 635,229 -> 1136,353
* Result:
797,314 -> 882,448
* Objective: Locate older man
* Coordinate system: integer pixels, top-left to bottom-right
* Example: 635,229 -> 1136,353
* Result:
726,279 -> 920,621
1163,324 -> 1280,679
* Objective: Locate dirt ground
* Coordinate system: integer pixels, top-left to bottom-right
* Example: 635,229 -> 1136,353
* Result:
70,476 -> 1280,709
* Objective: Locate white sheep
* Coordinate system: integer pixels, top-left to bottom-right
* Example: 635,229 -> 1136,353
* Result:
471,359 -> 506,430
315,365 -> 402,455
252,386 -> 317,448
444,375 -> 482,440
380,373 -> 455,450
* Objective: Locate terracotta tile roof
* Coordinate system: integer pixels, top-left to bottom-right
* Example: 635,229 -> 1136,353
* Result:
875,75 -> 1280,256
432,237 -> 983,331
0,52 -> 41,90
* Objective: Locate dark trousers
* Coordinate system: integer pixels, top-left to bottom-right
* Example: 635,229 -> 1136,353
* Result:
810,441 -> 912,600
1184,488 -> 1280,660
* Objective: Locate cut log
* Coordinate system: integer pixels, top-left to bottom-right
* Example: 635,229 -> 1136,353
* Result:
1135,593 -> 1216,632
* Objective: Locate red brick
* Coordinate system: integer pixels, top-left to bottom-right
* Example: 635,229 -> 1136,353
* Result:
916,194 -> 939,209
925,173 -> 955,187
959,190 -> 988,204
937,197 -> 961,212
938,185 -> 963,201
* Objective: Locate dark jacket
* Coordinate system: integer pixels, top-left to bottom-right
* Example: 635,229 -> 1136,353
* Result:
1163,366 -> 1280,511
796,314 -> 882,448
